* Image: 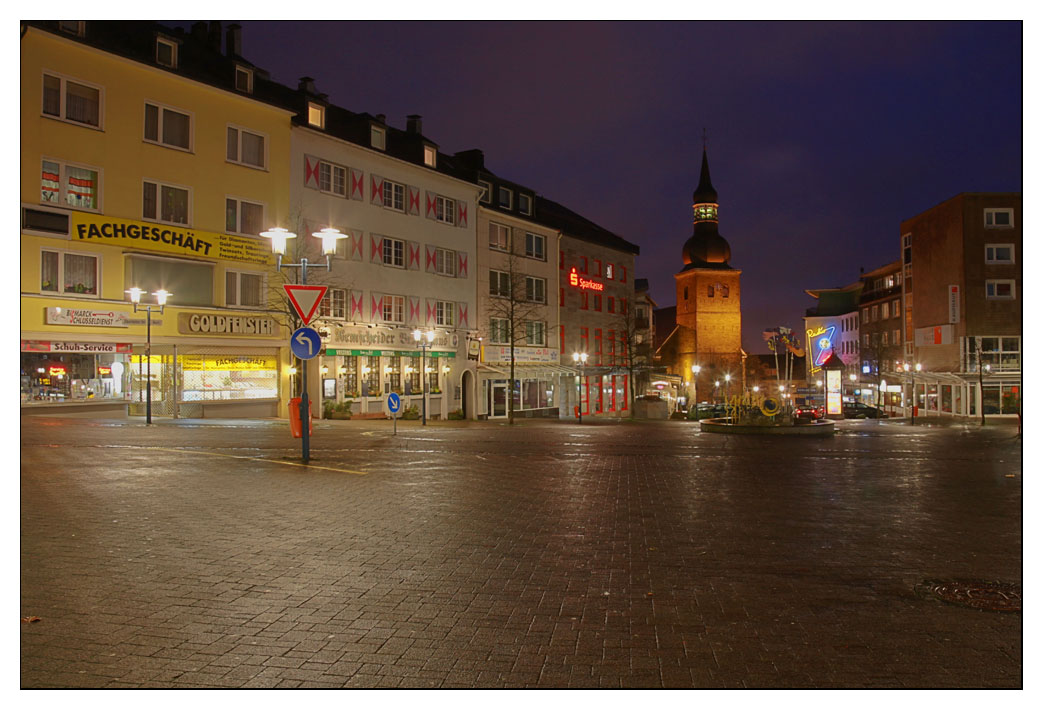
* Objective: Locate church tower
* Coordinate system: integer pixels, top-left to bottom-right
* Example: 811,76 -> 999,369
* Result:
674,146 -> 742,388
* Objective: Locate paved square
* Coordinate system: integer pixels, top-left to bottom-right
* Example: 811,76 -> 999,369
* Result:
21,416 -> 1021,688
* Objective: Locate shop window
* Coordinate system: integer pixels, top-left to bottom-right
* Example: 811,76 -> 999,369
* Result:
179,352 -> 279,403
125,254 -> 212,307
41,249 -> 98,296
225,270 -> 265,308
41,159 -> 100,211
362,356 -> 381,396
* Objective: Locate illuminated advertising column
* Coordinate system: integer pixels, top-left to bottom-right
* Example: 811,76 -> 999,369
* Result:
826,369 -> 842,416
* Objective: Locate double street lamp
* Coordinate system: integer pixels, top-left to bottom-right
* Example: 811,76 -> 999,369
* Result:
261,226 -> 344,463
126,287 -> 171,425
691,364 -> 701,416
413,329 -> 436,425
573,352 -> 588,422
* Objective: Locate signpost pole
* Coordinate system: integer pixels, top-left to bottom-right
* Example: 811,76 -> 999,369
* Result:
300,260 -> 310,463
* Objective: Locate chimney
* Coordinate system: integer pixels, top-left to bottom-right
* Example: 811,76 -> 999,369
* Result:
225,23 -> 242,57
375,113 -> 386,124
190,21 -> 208,44
454,149 -> 485,170
207,21 -> 222,53
406,114 -> 422,135
298,76 -> 316,94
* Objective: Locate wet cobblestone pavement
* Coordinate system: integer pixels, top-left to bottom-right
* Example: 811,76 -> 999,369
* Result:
20,416 -> 1022,688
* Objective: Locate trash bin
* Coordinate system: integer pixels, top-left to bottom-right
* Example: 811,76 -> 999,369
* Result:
289,397 -> 313,438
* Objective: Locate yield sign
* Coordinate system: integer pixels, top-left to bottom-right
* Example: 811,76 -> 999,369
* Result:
283,284 -> 328,325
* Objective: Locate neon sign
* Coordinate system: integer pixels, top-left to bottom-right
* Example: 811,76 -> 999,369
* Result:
48,366 -> 66,377
568,267 -> 604,292
806,325 -> 836,372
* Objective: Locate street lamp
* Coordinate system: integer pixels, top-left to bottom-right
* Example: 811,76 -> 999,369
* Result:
261,226 -> 344,463
714,380 -> 720,404
413,328 -> 435,425
573,352 -> 588,422
691,364 -> 701,418
975,339 -> 991,426
724,373 -> 731,402
126,287 -> 170,425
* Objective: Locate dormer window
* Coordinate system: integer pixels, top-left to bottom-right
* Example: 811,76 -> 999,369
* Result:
498,186 -> 513,210
518,193 -> 532,215
307,101 -> 325,128
235,66 -> 254,94
478,180 -> 492,204
59,21 -> 84,37
370,124 -> 386,150
156,37 -> 178,68
423,144 -> 437,167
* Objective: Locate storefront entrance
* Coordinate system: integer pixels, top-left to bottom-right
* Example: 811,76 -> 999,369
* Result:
491,382 -> 508,418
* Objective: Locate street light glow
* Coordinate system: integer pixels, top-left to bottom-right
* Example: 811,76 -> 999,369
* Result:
260,227 -> 295,255
312,227 -> 345,256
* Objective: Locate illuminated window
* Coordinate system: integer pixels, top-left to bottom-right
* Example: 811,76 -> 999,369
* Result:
144,102 -> 190,150
307,101 -> 324,127
227,125 -> 267,169
316,287 -> 346,318
43,72 -> 101,128
424,145 -> 437,167
606,263 -> 614,279
489,317 -> 510,344
434,248 -> 456,277
489,222 -> 509,251
41,159 -> 99,211
41,249 -> 98,296
370,124 -> 386,150
382,294 -> 405,323
436,300 -> 454,326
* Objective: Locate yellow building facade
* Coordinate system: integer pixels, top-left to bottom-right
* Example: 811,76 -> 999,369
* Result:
20,22 -> 295,418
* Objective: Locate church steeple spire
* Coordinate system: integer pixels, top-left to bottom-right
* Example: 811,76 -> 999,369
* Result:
681,143 -> 731,268
692,146 -> 718,223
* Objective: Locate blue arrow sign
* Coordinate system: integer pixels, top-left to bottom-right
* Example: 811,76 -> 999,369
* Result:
290,327 -> 322,360
387,392 -> 401,414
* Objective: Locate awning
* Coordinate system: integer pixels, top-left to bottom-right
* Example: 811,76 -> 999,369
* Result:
478,363 -> 579,379
877,370 -> 1021,386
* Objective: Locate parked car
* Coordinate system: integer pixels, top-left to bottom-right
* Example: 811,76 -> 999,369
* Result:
794,405 -> 824,421
691,403 -> 727,420
843,402 -> 885,419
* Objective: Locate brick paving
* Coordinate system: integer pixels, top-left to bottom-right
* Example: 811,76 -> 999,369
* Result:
20,415 -> 1022,688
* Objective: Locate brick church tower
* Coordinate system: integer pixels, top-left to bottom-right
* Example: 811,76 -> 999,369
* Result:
673,147 -> 743,387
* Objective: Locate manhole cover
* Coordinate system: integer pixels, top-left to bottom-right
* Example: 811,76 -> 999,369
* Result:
916,579 -> 1021,613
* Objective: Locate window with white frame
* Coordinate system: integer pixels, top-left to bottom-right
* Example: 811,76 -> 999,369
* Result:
434,247 -> 456,277
518,193 -> 532,215
156,37 -> 178,68
226,126 -> 266,169
436,300 -> 454,326
478,180 -> 492,204
383,294 -> 405,323
143,180 -> 190,225
525,232 -> 546,260
225,197 -> 264,236
498,186 -> 512,209
42,73 -> 101,128
41,159 -> 100,211
235,66 -> 254,93
489,270 -> 511,297
985,279 -> 1016,300
972,336 -> 1021,371
525,320 -> 546,346
41,249 -> 98,296
371,124 -> 386,150
435,195 -> 455,225
317,160 -> 347,197
318,287 -> 347,319
881,301 -> 890,319
424,145 -> 437,167
382,237 -> 405,268
861,307 -> 869,324
225,270 -> 265,307
489,317 -> 510,345
307,102 -> 324,128
984,208 -> 1014,228
606,263 -> 614,279
382,180 -> 405,211
489,222 -> 509,251
144,102 -> 191,150
985,244 -> 1015,264
525,276 -> 546,304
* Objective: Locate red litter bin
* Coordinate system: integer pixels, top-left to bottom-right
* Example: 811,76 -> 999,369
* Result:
288,397 -> 313,438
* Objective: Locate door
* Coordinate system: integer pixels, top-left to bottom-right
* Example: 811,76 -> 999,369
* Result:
491,381 -> 507,418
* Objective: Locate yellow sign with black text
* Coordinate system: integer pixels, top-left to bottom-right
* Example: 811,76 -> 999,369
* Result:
70,212 -> 274,266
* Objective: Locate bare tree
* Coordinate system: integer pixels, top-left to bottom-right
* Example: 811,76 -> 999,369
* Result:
860,337 -> 901,408
615,303 -> 654,415
485,246 -> 545,425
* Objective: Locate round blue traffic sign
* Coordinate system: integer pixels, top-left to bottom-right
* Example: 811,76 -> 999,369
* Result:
387,392 -> 402,413
290,327 -> 322,360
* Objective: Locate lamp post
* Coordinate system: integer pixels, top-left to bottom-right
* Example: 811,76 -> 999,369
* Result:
261,226 -> 343,463
126,287 -> 170,425
573,352 -> 588,422
413,328 -> 435,425
724,373 -> 731,402
714,380 -> 720,404
975,339 -> 990,426
903,362 -> 922,425
691,364 -> 701,418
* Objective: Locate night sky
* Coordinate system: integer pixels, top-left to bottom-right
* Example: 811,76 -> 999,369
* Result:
213,20 -> 1022,354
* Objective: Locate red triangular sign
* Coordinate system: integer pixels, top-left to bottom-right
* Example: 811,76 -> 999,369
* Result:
284,284 -> 328,325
